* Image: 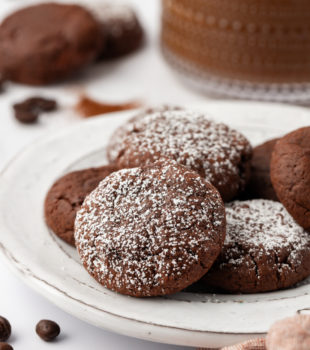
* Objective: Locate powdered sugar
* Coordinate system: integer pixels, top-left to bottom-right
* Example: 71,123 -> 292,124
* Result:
107,106 -> 181,161
107,109 -> 252,201
90,3 -> 139,36
75,160 -> 225,296
223,199 -> 310,268
202,199 -> 310,293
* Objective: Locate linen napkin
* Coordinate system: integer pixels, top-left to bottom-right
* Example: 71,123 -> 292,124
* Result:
197,337 -> 266,350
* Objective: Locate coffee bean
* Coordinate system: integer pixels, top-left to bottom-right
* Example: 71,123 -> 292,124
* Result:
14,108 -> 38,124
0,343 -> 13,350
28,97 -> 57,112
36,320 -> 60,341
13,96 -> 57,124
0,317 -> 11,342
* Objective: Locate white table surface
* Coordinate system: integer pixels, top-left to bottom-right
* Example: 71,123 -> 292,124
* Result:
0,0 -> 208,349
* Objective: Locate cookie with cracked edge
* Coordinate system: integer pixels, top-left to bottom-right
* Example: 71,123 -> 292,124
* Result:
242,138 -> 278,201
271,127 -> 310,231
107,108 -> 252,202
44,165 -> 118,246
75,159 -> 226,297
201,199 -> 310,293
0,3 -> 102,85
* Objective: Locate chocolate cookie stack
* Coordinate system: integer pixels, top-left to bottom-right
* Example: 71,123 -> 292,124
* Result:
44,107 -> 310,297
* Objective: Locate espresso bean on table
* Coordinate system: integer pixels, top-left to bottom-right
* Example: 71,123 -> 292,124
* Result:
13,108 -> 38,124
13,96 -> 57,124
36,320 -> 60,341
0,316 -> 11,342
20,97 -> 57,112
0,342 -> 13,350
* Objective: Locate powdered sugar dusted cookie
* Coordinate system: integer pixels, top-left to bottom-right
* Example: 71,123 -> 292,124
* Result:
202,199 -> 310,293
75,160 -> 226,297
107,105 -> 181,163
107,109 -> 252,202
89,3 -> 143,59
266,314 -> 310,350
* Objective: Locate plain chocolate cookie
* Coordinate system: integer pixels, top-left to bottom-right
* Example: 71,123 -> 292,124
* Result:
92,3 -> 144,59
45,165 -> 118,246
202,199 -> 310,293
107,109 -> 252,202
75,159 -> 226,297
243,138 -> 278,201
0,3 -> 102,85
271,127 -> 310,231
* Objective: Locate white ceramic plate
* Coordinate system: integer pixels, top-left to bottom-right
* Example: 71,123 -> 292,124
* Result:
1,101 -> 310,348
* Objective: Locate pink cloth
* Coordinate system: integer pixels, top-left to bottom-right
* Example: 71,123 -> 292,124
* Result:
197,338 -> 266,350
198,314 -> 310,349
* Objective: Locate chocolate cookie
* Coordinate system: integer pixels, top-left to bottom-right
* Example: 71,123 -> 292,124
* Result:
202,199 -> 310,293
75,159 -> 226,297
107,109 -> 252,202
93,3 -> 144,59
45,165 -> 118,246
243,138 -> 278,201
271,127 -> 310,231
0,3 -> 102,85
108,105 -> 182,159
